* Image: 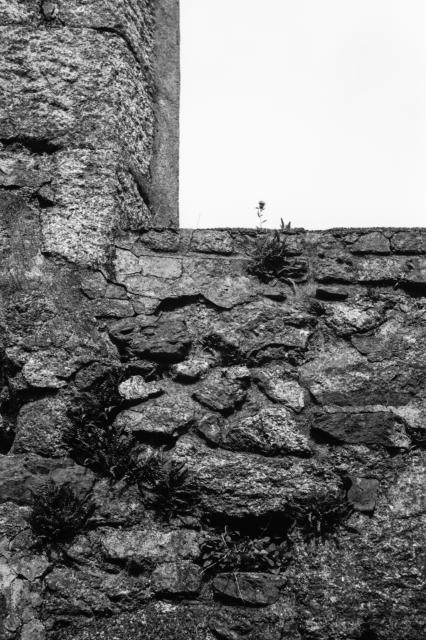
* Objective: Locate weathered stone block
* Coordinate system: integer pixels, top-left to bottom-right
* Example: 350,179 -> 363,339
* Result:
151,562 -> 201,597
349,232 -> 390,254
198,407 -> 311,457
391,230 -> 426,254
213,572 -> 280,606
98,527 -> 200,568
312,411 -> 410,449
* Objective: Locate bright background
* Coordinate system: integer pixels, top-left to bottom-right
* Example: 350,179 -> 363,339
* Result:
180,0 -> 426,229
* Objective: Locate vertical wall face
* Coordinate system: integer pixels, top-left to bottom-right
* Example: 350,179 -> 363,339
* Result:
0,0 -> 180,267
0,4 -> 425,640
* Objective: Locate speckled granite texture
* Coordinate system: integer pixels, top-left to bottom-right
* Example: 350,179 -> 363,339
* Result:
0,226 -> 425,640
0,0 -> 179,266
0,2 -> 425,639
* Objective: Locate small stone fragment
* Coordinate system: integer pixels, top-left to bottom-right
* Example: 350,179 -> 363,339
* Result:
127,319 -> 192,363
171,358 -> 212,382
118,376 -> 163,401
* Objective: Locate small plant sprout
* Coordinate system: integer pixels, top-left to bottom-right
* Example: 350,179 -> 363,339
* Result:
256,201 -> 267,228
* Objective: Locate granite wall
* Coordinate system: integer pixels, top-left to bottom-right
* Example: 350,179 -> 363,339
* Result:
0,226 -> 425,640
0,1 -> 425,639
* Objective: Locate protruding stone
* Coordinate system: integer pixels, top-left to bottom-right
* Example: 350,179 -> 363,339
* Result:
118,376 -> 163,402
173,438 -> 341,518
127,319 -> 192,363
198,408 -> 311,457
312,411 -> 411,450
13,397 -> 72,457
114,390 -> 198,439
171,358 -> 213,382
213,572 -> 280,606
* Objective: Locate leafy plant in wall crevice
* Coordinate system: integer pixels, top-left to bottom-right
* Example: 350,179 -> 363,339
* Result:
29,479 -> 95,543
137,450 -> 200,521
248,218 -> 308,286
200,526 -> 291,577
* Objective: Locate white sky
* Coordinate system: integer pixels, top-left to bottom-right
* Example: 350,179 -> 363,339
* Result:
179,0 -> 426,229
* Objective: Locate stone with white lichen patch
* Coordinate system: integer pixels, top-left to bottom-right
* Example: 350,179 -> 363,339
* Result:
118,376 -> 163,402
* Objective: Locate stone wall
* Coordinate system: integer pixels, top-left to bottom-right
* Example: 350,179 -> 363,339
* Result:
0,226 -> 425,639
1,2 -> 425,638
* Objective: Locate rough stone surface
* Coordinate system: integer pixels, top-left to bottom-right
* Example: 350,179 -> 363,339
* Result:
312,411 -> 411,449
118,376 -> 163,402
114,388 -> 198,439
213,573 -> 281,606
0,0 -> 179,268
193,368 -> 249,414
150,562 -> 201,597
198,407 -> 311,456
1,4 -> 426,636
98,527 -> 200,568
0,226 -> 425,640
253,367 -> 305,411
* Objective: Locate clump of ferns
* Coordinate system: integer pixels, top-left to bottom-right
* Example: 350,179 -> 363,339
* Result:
64,371 -> 139,483
200,526 -> 291,577
64,415 -> 139,484
290,491 -> 353,545
29,479 -> 94,544
137,450 -> 200,521
248,218 -> 298,291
